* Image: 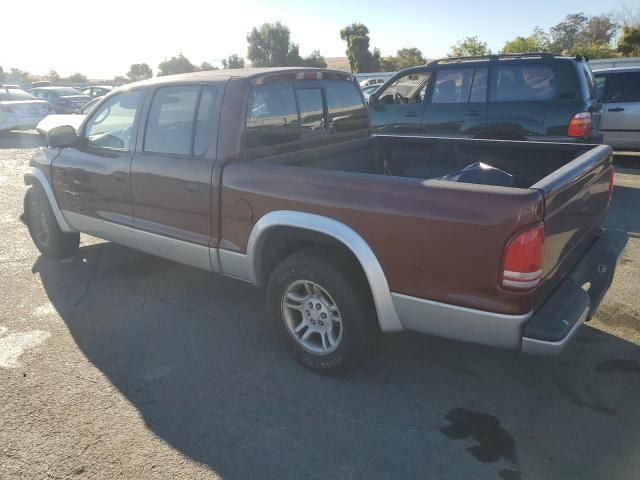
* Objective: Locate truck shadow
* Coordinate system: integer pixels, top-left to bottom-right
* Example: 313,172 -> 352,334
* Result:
606,184 -> 640,235
33,242 -> 640,480
0,130 -> 44,149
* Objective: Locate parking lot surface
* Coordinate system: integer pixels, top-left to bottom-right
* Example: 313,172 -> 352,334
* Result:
1,131 -> 639,480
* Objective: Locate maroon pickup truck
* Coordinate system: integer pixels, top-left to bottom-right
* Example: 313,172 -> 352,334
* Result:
24,68 -> 627,373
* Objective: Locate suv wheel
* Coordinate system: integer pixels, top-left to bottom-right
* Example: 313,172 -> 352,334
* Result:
267,248 -> 378,373
24,185 -> 79,259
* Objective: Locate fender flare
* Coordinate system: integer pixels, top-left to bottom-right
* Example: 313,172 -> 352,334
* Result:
24,167 -> 73,232
246,210 -> 403,332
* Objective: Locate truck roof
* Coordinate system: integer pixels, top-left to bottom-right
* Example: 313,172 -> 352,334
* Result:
128,67 -> 355,88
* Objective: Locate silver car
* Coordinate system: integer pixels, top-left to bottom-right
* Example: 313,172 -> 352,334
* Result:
594,67 -> 640,150
0,87 -> 53,132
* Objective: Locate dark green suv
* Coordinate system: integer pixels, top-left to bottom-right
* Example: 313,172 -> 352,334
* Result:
368,53 -> 602,143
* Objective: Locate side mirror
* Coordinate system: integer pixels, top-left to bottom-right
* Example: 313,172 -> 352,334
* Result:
48,125 -> 78,148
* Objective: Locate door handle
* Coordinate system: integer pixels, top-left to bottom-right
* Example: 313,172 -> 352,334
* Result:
113,171 -> 128,183
608,107 -> 624,112
402,112 -> 419,118
465,110 -> 484,117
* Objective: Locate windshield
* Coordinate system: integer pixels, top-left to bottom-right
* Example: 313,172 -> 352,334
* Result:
0,89 -> 37,101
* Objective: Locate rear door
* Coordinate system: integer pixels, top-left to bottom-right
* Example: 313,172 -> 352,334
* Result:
130,83 -> 220,268
421,66 -> 488,137
597,71 -> 640,149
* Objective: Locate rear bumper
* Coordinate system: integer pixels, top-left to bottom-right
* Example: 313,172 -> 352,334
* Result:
521,228 -> 628,355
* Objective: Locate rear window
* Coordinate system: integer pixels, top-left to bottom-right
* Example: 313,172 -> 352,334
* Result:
144,85 -> 218,156
601,73 -> 640,103
0,89 -> 36,101
246,83 -> 300,149
491,64 -> 556,102
296,88 -> 325,136
324,81 -> 368,133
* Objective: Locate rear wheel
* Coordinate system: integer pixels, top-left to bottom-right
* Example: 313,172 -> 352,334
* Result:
24,185 -> 79,259
267,248 -> 378,373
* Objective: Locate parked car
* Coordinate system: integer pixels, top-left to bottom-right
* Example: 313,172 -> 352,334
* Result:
593,67 -> 640,150
369,53 -> 602,143
35,98 -> 100,136
359,78 -> 387,88
30,87 -> 91,114
22,68 -> 626,373
81,85 -> 114,98
0,87 -> 53,132
30,81 -> 51,89
1,84 -> 22,90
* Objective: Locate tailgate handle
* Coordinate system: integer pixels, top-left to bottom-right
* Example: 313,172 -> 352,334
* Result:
608,107 -> 624,112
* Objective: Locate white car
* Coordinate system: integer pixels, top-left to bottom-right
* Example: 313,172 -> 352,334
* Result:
594,67 -> 640,150
0,88 -> 53,132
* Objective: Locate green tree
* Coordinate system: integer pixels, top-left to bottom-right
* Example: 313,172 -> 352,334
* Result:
380,47 -> 425,71
6,68 -> 30,84
501,27 -> 554,53
340,23 -> 380,73
448,36 -> 488,57
66,73 -> 88,83
158,53 -> 196,76
302,50 -> 327,68
199,62 -> 218,71
47,69 -> 60,82
618,23 -> 640,56
550,13 -> 589,53
127,63 -> 153,81
222,54 -> 245,69
247,22 -> 302,67
113,76 -> 128,85
577,15 -> 618,45
575,43 -> 617,59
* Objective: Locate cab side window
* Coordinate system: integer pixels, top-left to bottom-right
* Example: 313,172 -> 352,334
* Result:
324,81 -> 368,133
431,68 -> 474,104
491,65 -> 557,102
85,90 -> 141,150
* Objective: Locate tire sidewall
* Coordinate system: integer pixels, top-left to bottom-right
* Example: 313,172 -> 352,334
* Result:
267,252 -> 370,372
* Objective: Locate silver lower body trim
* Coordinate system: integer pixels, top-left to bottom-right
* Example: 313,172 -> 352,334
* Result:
217,249 -> 251,282
521,306 -> 589,355
391,292 -> 532,349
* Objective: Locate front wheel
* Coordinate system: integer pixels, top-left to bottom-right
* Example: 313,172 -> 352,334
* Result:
24,185 -> 79,259
266,248 -> 378,373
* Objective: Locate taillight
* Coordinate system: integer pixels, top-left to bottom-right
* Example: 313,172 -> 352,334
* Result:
501,223 -> 545,291
607,167 -> 614,207
567,112 -> 592,138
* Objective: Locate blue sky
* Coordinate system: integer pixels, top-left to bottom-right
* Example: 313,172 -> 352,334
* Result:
2,0 -> 631,78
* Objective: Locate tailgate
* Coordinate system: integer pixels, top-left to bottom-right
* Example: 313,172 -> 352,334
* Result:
531,145 -> 613,307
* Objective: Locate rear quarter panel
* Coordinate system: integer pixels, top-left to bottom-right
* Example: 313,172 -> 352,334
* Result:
220,163 -> 544,315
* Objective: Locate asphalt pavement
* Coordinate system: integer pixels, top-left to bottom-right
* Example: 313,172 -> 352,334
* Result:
1,131 -> 639,480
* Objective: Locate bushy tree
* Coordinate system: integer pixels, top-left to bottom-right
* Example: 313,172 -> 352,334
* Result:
247,22 -> 301,67
618,23 -> 640,56
380,47 -> 425,71
222,54 -> 245,69
302,50 -> 327,68
113,76 -> 128,85
502,27 -> 554,54
158,54 -> 196,76
199,62 -> 218,71
47,69 -> 60,82
448,36 -> 488,57
127,63 -> 152,81
550,13 -> 589,53
577,15 -> 618,45
340,23 -> 380,72
6,68 -> 30,84
67,73 -> 88,83
575,43 -> 617,59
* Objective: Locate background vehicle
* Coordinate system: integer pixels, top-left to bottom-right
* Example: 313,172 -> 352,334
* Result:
81,85 -> 114,98
594,67 -> 640,150
24,68 -> 625,373
359,78 -> 386,88
0,87 -> 52,131
1,84 -> 22,90
30,86 -> 91,113
369,53 -> 602,143
360,83 -> 381,99
30,80 -> 51,89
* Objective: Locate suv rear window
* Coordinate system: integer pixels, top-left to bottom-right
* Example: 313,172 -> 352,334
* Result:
491,64 -> 556,102
324,81 -> 368,133
246,83 -> 300,149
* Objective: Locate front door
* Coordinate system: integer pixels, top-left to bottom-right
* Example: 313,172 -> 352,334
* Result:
597,71 -> 640,149
130,83 -> 220,269
51,89 -> 143,246
421,67 -> 488,137
368,70 -> 431,134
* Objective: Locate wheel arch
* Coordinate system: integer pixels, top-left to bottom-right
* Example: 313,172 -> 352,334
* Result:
246,211 -> 403,332
24,167 -> 73,232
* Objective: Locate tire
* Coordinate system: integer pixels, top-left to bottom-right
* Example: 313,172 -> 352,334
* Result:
266,247 -> 379,373
24,185 -> 79,259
